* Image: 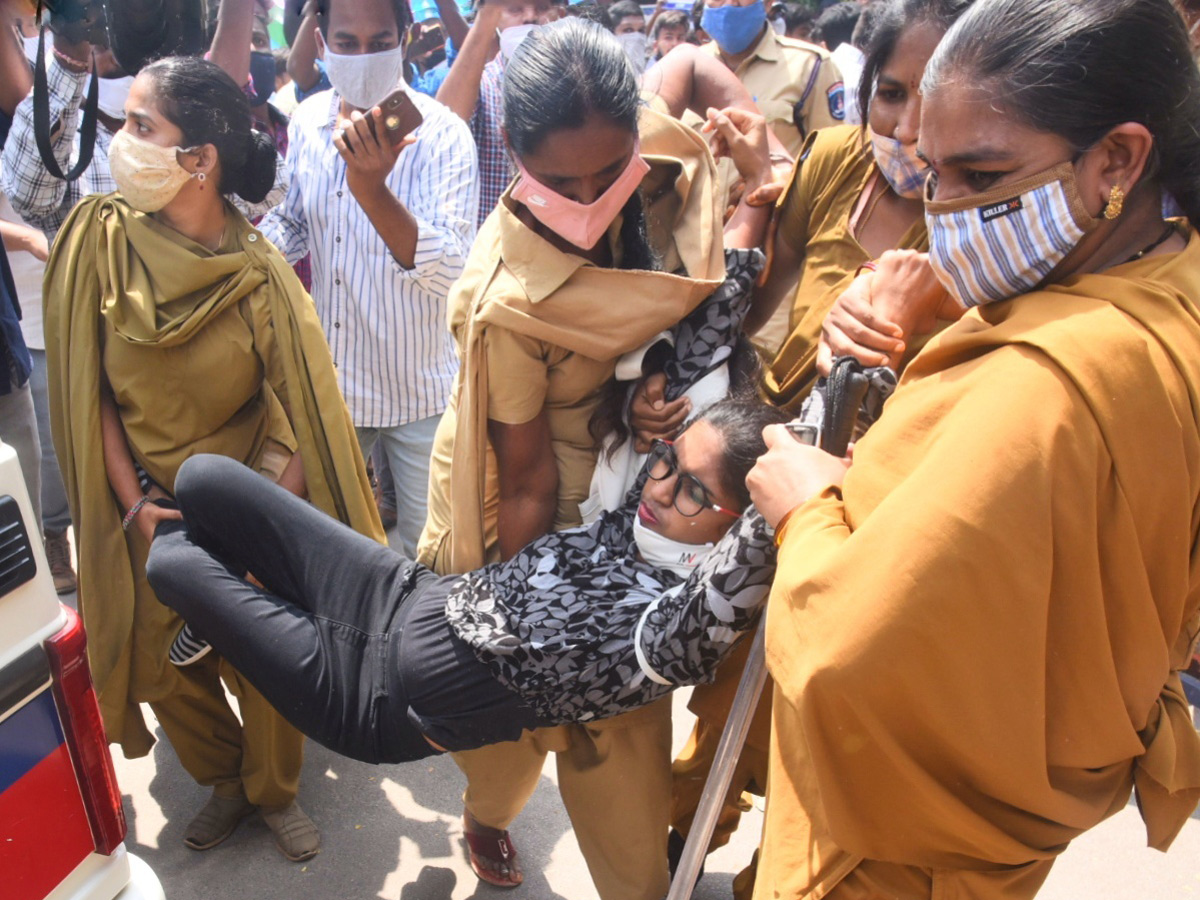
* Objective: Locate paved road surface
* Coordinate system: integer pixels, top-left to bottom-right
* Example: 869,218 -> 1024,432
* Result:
109,689 -> 1200,900
84,517 -> 1200,900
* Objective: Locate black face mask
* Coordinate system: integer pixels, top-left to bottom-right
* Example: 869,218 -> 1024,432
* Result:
248,50 -> 276,107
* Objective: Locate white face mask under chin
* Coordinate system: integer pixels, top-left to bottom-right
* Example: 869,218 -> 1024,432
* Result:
632,515 -> 714,579
324,44 -> 407,110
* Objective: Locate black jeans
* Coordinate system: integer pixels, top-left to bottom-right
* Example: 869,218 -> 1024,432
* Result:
145,455 -> 544,765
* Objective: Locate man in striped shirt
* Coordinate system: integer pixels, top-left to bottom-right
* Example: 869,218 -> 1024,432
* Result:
436,0 -> 561,228
259,0 -> 479,556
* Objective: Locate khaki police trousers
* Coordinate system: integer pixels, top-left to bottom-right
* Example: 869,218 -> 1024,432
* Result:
453,697 -> 673,900
149,652 -> 304,808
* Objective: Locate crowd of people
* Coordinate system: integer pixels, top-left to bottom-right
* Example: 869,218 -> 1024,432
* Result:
2,0 -> 1200,897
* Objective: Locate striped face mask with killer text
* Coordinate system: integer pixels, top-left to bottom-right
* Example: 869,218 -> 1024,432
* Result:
924,161 -> 1101,307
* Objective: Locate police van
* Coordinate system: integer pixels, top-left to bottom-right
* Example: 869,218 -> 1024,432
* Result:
0,441 -> 164,900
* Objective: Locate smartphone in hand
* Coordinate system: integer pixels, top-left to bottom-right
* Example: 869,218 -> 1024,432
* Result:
372,87 -> 423,149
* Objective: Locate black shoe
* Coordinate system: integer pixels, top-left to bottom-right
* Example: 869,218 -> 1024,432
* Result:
169,623 -> 212,667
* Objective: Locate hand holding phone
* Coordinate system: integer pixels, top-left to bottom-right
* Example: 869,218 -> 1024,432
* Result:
333,93 -> 421,197
372,87 -> 423,150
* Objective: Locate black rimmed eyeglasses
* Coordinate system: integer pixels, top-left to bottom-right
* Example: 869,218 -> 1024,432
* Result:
645,439 -> 740,519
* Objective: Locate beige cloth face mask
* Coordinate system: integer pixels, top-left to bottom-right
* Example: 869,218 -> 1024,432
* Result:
108,129 -> 199,213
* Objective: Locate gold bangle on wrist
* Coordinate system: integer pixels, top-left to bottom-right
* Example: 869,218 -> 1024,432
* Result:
773,504 -> 803,546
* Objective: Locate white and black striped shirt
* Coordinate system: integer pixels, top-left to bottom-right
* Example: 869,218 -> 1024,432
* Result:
259,89 -> 478,428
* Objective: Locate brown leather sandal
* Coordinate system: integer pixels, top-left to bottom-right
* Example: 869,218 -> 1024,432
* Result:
463,810 -> 523,887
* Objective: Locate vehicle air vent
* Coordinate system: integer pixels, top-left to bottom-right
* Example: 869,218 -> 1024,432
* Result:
0,495 -> 37,598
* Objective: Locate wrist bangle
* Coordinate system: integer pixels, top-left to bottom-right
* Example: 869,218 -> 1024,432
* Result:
52,45 -> 90,72
855,260 -> 878,278
122,495 -> 150,531
773,504 -> 802,546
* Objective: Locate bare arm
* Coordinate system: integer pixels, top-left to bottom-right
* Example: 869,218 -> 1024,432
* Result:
0,220 -> 47,260
287,0 -> 322,93
99,377 -> 181,543
489,410 -> 558,561
0,11 -> 32,117
643,43 -> 751,118
355,190 -> 420,268
434,0 -> 470,59
745,225 -> 803,335
336,111 -> 420,267
207,0 -> 255,89
708,107 -> 772,250
642,43 -> 791,164
435,1 -> 502,122
276,449 -> 307,498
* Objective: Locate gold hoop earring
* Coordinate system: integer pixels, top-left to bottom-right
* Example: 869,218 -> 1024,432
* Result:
1103,184 -> 1124,220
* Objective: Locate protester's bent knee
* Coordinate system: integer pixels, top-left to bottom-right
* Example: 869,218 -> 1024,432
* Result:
144,531 -> 196,613
174,454 -> 249,514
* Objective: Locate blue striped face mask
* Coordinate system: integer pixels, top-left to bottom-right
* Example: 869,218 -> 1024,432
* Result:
924,161 -> 1101,307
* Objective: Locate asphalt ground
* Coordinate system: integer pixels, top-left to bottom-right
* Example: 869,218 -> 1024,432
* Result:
108,689 -> 1200,900
76,525 -> 1200,900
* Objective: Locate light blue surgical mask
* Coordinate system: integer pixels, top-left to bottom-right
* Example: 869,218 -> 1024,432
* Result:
701,0 -> 767,55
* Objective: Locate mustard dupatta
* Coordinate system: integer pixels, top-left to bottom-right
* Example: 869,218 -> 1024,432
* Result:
761,230 -> 1200,897
45,194 -> 383,753
442,107 -> 727,573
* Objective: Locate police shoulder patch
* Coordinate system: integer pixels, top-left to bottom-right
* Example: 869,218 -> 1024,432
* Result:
827,82 -> 846,121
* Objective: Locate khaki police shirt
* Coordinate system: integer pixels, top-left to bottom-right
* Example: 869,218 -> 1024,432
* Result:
701,26 -> 844,158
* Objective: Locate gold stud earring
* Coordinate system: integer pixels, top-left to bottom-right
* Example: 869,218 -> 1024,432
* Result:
1103,183 -> 1124,220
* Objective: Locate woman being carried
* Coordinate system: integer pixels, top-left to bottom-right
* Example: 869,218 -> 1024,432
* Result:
144,390 -> 784,764
413,18 -> 774,891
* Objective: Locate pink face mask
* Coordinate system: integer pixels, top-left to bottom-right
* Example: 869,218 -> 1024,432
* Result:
512,148 -> 651,250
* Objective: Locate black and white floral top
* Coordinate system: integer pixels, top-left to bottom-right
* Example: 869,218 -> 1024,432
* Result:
445,490 -> 776,723
444,249 -> 777,724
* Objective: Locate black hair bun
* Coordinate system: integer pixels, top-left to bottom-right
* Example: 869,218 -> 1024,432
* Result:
237,129 -> 278,205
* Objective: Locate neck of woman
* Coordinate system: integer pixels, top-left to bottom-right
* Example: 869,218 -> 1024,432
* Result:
1065,185 -> 1185,279
516,204 -> 615,268
154,189 -> 229,252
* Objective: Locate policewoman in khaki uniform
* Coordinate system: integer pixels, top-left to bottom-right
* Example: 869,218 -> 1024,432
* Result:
753,0 -> 1200,896
665,3 -> 974,896
46,58 -> 382,863
418,18 -> 775,898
